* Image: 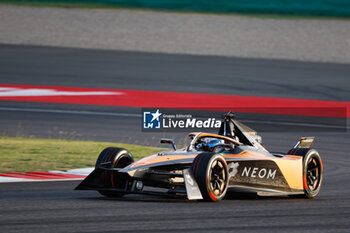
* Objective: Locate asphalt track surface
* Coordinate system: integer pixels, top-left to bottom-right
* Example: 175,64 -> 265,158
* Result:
0,44 -> 350,232
1,44 -> 350,100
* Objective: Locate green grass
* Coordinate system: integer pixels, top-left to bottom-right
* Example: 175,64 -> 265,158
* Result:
0,137 -> 163,173
1,0 -> 349,20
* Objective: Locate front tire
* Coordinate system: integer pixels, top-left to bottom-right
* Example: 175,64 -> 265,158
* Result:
191,153 -> 229,202
95,147 -> 133,198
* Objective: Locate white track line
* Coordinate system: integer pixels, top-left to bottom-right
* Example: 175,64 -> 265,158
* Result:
0,177 -> 84,183
0,168 -> 92,183
50,167 -> 94,176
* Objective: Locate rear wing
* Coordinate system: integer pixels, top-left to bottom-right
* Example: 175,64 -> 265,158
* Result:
293,137 -> 315,149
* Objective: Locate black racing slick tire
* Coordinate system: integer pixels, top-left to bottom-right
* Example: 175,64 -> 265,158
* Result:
95,147 -> 134,198
191,153 -> 229,202
289,148 -> 323,198
301,149 -> 323,198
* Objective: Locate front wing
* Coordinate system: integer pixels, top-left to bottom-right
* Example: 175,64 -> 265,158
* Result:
75,166 -> 203,200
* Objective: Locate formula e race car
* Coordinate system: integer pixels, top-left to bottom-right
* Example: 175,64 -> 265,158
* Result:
76,112 -> 323,201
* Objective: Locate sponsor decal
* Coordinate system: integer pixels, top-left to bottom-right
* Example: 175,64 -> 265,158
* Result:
241,167 -> 276,179
142,108 -> 222,131
228,160 -> 289,190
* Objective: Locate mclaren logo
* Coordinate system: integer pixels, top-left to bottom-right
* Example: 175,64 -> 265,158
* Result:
241,167 -> 277,179
228,162 -> 239,177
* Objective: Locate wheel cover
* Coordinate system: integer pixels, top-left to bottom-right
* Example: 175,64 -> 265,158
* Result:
306,157 -> 321,191
208,159 -> 227,196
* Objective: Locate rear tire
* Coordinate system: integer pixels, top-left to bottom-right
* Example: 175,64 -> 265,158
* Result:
290,149 -> 323,198
191,153 -> 229,202
95,147 -> 133,198
300,149 -> 323,198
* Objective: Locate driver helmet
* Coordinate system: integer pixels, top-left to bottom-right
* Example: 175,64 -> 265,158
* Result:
207,139 -> 224,150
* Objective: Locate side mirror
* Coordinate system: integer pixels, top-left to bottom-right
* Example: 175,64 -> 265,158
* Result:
160,138 -> 177,151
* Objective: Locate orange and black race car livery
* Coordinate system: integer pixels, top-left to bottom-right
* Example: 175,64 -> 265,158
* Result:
76,112 -> 323,201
